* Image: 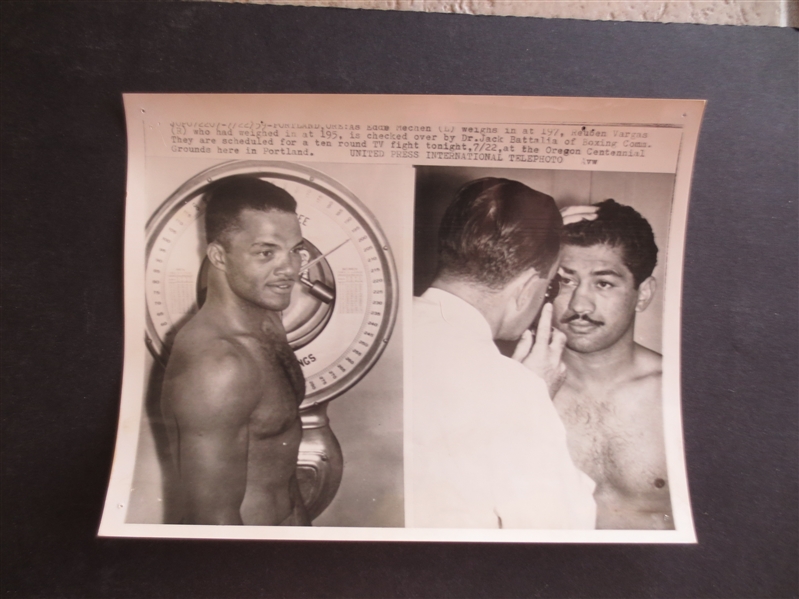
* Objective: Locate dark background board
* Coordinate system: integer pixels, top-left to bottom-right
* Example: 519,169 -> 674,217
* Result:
1,1 -> 796,597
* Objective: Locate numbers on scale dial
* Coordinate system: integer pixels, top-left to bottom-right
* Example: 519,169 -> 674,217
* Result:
293,184 -> 390,398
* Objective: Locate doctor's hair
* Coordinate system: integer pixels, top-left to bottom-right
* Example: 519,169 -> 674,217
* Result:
436,177 -> 562,289
561,199 -> 658,288
204,175 -> 297,246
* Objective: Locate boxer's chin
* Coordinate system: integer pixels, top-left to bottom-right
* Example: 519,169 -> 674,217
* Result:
564,331 -> 599,353
255,290 -> 294,313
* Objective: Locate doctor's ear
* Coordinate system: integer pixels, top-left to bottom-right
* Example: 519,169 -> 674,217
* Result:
635,276 -> 656,312
515,268 -> 541,309
206,241 -> 228,271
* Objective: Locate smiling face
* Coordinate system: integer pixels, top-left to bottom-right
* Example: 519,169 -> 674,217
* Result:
215,209 -> 304,312
553,243 -> 650,354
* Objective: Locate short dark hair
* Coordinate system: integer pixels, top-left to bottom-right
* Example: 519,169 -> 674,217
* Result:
561,199 -> 658,287
436,178 -> 562,288
204,175 -> 297,245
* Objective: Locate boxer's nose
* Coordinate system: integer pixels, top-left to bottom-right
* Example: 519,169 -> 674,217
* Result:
275,250 -> 301,279
569,281 -> 595,315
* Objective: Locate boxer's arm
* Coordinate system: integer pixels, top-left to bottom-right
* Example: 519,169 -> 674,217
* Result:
168,349 -> 258,525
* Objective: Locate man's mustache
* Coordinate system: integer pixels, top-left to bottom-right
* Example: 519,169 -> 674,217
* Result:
561,313 -> 604,326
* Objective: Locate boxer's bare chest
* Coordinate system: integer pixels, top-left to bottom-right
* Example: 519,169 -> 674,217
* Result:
245,331 -> 305,440
554,376 -> 668,501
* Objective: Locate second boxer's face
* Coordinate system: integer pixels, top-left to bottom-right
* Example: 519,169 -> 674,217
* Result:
222,209 -> 304,312
552,243 -> 641,353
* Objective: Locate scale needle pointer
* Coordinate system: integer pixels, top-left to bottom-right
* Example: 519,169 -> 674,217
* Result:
300,238 -> 350,273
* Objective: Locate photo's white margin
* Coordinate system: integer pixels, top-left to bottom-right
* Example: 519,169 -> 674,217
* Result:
99,98 -> 149,534
100,94 -> 703,543
399,166 -> 417,530
100,523 -> 693,543
659,103 -> 703,543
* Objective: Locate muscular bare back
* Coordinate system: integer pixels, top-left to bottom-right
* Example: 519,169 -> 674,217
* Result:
161,307 -> 308,526
554,345 -> 674,530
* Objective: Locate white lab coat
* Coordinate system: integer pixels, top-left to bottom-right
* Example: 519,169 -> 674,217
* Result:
408,288 -> 596,529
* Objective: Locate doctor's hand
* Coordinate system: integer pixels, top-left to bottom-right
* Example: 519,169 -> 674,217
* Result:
560,204 -> 598,225
512,303 -> 567,398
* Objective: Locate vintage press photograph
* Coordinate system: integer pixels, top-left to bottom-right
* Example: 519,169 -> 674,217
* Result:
101,93 -> 700,542
410,166 -> 676,531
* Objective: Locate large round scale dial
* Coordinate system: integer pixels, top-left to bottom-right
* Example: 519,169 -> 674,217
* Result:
145,161 -> 399,408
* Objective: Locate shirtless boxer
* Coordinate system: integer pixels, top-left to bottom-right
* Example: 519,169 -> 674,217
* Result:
552,199 -> 673,529
161,175 -> 309,525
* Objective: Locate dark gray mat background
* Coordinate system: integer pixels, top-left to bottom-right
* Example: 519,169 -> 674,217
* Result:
2,2 -> 796,597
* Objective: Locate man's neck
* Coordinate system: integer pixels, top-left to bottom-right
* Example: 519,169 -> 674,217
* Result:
430,278 -> 506,339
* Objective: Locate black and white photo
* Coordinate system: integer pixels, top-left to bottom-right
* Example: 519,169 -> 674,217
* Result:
100,94 -> 702,542
411,167 -> 676,531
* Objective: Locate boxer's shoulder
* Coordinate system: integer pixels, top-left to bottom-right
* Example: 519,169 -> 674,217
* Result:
165,330 -> 262,416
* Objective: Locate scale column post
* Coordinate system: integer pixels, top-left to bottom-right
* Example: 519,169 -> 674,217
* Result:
296,403 -> 344,521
